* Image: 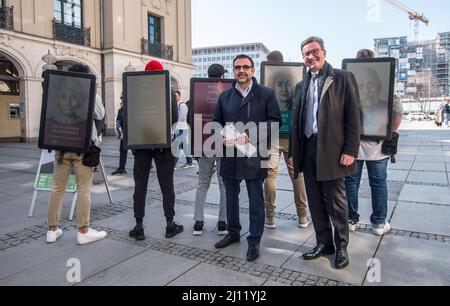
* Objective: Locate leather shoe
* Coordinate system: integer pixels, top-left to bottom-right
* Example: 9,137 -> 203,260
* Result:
335,249 -> 349,269
215,234 -> 240,249
246,244 -> 260,262
302,244 -> 335,260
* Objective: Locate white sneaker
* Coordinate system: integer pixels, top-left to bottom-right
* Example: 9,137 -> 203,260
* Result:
46,228 -> 63,243
181,164 -> 195,169
298,217 -> 312,228
77,228 -> 107,245
349,220 -> 359,232
372,222 -> 391,236
264,218 -> 276,229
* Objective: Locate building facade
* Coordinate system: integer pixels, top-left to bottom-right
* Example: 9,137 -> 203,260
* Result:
192,42 -> 270,80
374,32 -> 450,100
0,0 -> 193,141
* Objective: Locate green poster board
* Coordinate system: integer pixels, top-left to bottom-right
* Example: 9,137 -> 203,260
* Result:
35,150 -> 77,192
280,111 -> 292,135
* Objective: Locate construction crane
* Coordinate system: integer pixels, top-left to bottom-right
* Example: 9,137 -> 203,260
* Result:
385,0 -> 429,41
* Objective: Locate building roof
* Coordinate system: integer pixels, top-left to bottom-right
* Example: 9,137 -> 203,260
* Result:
193,42 -> 270,55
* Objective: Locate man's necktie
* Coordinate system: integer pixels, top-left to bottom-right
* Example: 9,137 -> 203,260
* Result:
305,74 -> 318,138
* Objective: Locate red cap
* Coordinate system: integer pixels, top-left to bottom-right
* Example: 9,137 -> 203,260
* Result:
145,60 -> 164,71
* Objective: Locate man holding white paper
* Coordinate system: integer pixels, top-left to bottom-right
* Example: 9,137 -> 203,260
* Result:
213,54 -> 281,262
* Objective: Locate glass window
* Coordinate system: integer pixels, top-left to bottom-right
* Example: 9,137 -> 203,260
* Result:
148,14 -> 161,44
0,58 -> 20,95
54,0 -> 83,27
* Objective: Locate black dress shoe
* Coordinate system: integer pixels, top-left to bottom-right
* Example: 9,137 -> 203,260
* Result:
302,244 -> 335,260
335,249 -> 349,269
165,222 -> 184,238
246,244 -> 260,262
215,234 -> 240,249
129,227 -> 145,241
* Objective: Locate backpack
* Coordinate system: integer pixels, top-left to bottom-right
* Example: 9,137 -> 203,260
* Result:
185,100 -> 193,129
94,118 -> 105,137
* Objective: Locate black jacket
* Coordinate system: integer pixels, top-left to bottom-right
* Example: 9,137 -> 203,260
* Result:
213,78 -> 281,180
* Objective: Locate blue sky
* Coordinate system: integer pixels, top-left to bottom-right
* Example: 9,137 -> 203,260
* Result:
192,0 -> 450,67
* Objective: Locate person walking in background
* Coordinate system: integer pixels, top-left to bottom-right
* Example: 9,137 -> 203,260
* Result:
264,50 -> 310,230
443,99 -> 450,127
112,94 -> 128,175
174,91 -> 194,169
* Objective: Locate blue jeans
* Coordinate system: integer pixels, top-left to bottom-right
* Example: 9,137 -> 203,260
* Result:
444,113 -> 449,126
344,159 -> 389,225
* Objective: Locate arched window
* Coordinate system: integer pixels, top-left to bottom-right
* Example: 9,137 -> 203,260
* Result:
0,56 -> 19,95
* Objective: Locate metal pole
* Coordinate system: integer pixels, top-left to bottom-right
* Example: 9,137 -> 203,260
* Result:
429,69 -> 431,115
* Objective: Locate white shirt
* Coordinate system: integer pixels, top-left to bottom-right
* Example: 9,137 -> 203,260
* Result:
236,80 -> 253,98
358,97 -> 404,161
176,101 -> 189,130
92,93 -> 105,146
310,72 -> 320,135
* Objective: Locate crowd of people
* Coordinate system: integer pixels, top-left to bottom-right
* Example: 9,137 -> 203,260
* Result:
44,36 -> 407,270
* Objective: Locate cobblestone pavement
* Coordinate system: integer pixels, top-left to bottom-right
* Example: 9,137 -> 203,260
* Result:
0,121 -> 449,286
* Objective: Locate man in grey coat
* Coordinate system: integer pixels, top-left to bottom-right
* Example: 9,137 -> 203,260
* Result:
289,37 -> 361,269
213,54 -> 281,261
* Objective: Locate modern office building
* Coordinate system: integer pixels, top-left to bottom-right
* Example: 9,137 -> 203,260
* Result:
374,32 -> 450,99
192,42 -> 270,80
0,0 -> 193,141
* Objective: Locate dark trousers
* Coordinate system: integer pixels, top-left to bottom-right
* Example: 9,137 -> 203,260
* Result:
302,136 -> 349,250
119,139 -> 128,170
223,178 -> 265,246
133,149 -> 175,222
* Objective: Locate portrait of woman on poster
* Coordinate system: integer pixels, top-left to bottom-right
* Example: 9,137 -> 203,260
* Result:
269,69 -> 296,112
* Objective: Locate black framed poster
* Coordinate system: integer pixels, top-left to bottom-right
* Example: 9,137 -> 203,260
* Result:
261,62 -> 305,137
38,70 -> 96,153
189,78 -> 234,157
123,70 -> 171,149
343,58 -> 396,141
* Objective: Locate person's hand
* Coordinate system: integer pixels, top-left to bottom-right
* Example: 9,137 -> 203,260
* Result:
120,134 -> 124,140
340,154 -> 355,167
224,138 -> 235,148
287,157 -> 294,168
236,133 -> 249,145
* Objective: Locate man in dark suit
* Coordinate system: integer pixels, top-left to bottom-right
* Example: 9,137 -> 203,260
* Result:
289,37 -> 361,269
213,54 -> 281,262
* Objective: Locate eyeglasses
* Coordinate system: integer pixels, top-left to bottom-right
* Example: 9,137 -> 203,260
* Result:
233,65 -> 253,71
303,48 -> 322,58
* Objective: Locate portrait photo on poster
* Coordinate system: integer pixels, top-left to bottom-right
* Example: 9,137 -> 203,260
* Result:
261,62 -> 305,136
38,70 -> 96,153
123,70 -> 171,150
189,78 -> 234,157
342,58 -> 396,141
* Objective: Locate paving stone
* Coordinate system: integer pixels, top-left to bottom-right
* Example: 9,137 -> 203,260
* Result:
365,236 -> 450,286
391,201 -> 450,236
